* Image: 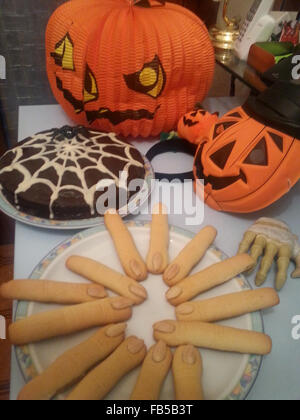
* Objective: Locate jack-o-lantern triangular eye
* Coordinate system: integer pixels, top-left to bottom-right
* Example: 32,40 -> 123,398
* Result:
210,141 -> 235,169
268,131 -> 284,152
227,112 -> 242,119
51,33 -> 75,71
213,121 -> 237,139
244,137 -> 268,166
83,66 -> 98,104
183,116 -> 198,127
123,55 -> 166,98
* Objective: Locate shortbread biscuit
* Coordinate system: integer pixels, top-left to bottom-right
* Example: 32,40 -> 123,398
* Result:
9,297 -> 133,346
166,254 -> 254,306
153,320 -> 272,355
0,279 -> 107,304
146,203 -> 169,274
130,340 -> 172,400
66,256 -> 147,305
172,345 -> 204,400
18,323 -> 126,400
163,226 -> 217,286
176,288 -> 279,322
104,210 -> 147,281
67,336 -> 147,400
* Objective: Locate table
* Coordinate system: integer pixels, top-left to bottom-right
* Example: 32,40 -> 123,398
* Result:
10,98 -> 300,400
216,53 -> 269,96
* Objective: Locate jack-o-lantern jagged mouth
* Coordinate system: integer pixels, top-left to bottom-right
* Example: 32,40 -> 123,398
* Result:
204,170 -> 247,190
195,145 -> 247,191
85,106 -> 161,125
56,76 -> 161,125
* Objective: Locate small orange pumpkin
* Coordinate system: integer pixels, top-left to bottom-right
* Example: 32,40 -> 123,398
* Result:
177,107 -> 219,145
46,0 -> 215,138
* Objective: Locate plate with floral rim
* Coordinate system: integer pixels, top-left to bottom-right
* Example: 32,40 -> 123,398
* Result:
14,221 -> 264,400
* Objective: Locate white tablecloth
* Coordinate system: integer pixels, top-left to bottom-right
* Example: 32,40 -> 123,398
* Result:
9,98 -> 300,400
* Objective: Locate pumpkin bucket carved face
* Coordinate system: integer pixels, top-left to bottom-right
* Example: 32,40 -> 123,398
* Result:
46,0 -> 215,138
177,108 -> 219,145
192,106 -> 300,213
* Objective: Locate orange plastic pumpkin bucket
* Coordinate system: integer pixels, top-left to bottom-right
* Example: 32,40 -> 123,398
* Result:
180,81 -> 300,213
193,106 -> 300,213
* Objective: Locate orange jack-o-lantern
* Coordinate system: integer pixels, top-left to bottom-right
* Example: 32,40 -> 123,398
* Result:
177,107 -> 219,145
192,105 -> 300,213
46,0 -> 215,138
179,81 -> 300,213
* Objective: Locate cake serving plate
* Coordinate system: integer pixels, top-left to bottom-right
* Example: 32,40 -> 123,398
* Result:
0,156 -> 154,230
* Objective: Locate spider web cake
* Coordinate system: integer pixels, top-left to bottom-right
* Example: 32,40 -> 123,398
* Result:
0,126 -> 146,220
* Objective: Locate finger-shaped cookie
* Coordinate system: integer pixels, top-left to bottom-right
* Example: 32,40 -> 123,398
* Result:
163,226 -> 217,286
67,336 -> 147,400
146,203 -> 169,274
104,210 -> 147,281
0,280 -> 107,305
172,345 -> 204,401
18,323 -> 126,400
176,288 -> 280,323
130,340 -> 172,400
166,254 -> 254,306
66,256 -> 147,305
153,320 -> 272,355
9,297 -> 133,346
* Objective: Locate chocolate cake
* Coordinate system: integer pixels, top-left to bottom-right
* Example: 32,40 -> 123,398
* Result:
0,126 -> 146,220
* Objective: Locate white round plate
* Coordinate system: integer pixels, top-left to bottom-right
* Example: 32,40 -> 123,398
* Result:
15,222 -> 263,400
0,157 -> 154,230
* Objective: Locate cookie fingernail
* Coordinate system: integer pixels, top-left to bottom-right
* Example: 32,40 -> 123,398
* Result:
105,323 -> 127,337
127,337 -> 145,354
152,340 -> 168,363
87,286 -> 107,298
153,321 -> 176,333
130,260 -> 143,279
129,284 -> 147,299
164,264 -> 180,282
166,286 -> 182,300
111,297 -> 134,309
152,253 -> 163,272
176,303 -> 194,315
182,345 -> 197,365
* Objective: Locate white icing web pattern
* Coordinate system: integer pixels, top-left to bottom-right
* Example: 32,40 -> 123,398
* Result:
0,128 -> 145,219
